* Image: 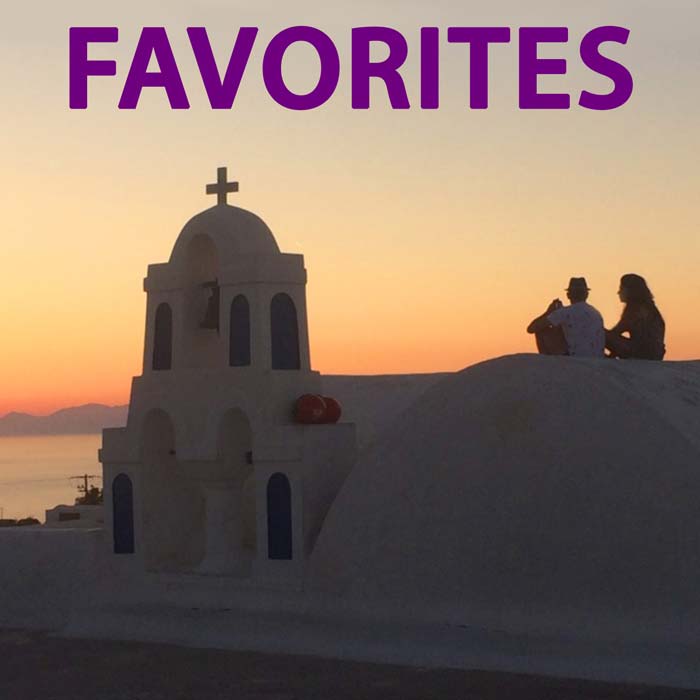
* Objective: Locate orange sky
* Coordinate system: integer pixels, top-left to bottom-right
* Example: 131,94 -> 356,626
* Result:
1,1 -> 699,415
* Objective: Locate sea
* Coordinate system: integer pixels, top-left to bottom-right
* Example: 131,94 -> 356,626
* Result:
0,434 -> 102,521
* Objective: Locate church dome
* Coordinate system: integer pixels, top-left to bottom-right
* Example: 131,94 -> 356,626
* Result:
169,204 -> 280,265
308,354 -> 700,633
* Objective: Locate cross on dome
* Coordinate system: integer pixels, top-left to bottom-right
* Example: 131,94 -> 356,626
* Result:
206,166 -> 239,206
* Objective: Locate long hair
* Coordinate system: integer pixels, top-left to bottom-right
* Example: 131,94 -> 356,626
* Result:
619,274 -> 663,325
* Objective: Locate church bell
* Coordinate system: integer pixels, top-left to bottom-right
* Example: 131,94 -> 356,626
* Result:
200,280 -> 220,331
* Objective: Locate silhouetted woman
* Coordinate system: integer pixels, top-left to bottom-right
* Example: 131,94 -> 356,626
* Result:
606,274 -> 665,360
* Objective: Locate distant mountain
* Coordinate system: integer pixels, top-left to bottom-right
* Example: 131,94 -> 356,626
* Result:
0,373 -> 451,440
0,404 -> 128,437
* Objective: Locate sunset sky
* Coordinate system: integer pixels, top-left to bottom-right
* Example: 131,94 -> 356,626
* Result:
1,0 -> 698,415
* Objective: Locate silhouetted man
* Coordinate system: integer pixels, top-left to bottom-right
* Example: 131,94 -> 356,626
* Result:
527,278 -> 605,357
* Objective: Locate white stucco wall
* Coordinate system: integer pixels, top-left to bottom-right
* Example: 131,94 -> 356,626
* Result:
309,355 -> 700,644
0,528 -> 102,629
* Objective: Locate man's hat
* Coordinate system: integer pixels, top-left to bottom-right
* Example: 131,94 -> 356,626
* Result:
566,277 -> 590,292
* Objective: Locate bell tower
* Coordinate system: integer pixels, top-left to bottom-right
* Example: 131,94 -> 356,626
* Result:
100,167 -> 356,587
142,166 -> 313,379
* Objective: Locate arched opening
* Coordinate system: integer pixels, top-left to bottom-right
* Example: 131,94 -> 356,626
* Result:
185,233 -> 219,284
152,303 -> 172,370
195,409 -> 256,572
217,409 -> 253,474
141,409 -> 202,570
112,474 -> 134,554
141,409 -> 176,464
184,234 -> 221,368
267,473 -> 292,560
229,295 -> 251,367
270,293 -> 300,370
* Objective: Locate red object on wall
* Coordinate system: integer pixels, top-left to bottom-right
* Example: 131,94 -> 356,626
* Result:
294,394 -> 327,424
323,396 -> 342,423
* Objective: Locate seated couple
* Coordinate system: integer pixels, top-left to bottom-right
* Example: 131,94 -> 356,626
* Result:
527,274 -> 666,360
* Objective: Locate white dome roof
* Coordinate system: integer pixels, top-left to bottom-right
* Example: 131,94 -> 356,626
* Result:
309,355 -> 700,630
169,204 -> 280,264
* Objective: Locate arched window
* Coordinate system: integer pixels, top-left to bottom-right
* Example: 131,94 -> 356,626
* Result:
270,293 -> 300,370
113,474 -> 134,554
229,295 -> 251,366
152,303 -> 173,371
140,410 -> 178,570
267,473 -> 292,560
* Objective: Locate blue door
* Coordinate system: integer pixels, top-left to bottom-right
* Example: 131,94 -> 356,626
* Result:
270,294 -> 300,369
267,473 -> 292,559
229,295 -> 251,366
152,303 -> 173,370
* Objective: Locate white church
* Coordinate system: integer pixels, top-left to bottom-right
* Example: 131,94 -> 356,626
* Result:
2,167 -> 700,690
100,167 -> 356,584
